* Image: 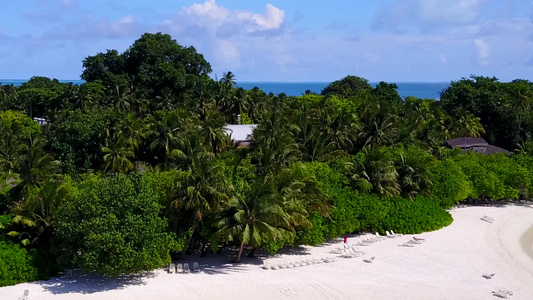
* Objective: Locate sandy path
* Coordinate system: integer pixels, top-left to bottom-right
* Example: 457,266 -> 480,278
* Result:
1,205 -> 532,300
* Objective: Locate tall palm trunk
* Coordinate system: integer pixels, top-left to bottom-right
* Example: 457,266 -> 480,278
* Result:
185,222 -> 196,254
235,241 -> 245,263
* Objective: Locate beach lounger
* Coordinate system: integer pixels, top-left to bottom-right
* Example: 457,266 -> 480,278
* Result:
408,238 -> 424,245
296,257 -> 305,267
168,263 -> 176,274
291,257 -> 300,267
351,248 -> 365,257
482,273 -> 495,279
275,260 -> 285,269
400,242 -> 415,247
193,262 -> 200,272
22,290 -> 29,300
387,230 -> 402,238
374,232 -> 386,241
391,230 -> 403,236
341,250 -> 356,258
323,254 -> 335,263
288,257 -> 298,267
363,256 -> 375,263
492,290 -> 513,298
281,258 -> 289,268
176,263 -> 184,274
481,215 -> 495,223
262,261 -> 270,270
356,238 -> 371,246
312,255 -> 322,264
183,263 -> 191,273
330,246 -> 344,254
413,237 -> 425,241
342,248 -> 364,258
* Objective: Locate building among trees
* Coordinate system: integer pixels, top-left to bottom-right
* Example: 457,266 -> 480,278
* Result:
445,137 -> 510,155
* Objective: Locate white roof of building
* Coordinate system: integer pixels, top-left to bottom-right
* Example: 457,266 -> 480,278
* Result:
224,124 -> 257,142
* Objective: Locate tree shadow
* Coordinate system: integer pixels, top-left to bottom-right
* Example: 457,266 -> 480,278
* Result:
39,271 -> 155,295
172,245 -> 314,275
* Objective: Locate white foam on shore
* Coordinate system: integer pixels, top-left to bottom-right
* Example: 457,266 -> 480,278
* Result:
1,205 -> 532,300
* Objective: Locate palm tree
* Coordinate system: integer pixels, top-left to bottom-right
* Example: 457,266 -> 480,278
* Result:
357,102 -> 399,148
510,80 -> 533,146
147,110 -> 198,165
191,76 -> 217,120
352,146 -> 400,197
0,123 -> 24,175
217,181 -> 291,263
10,179 -> 71,246
220,71 -> 236,87
453,108 -> 485,138
396,154 -> 432,199
200,109 -> 230,154
10,138 -> 60,200
245,87 -> 268,123
172,154 -> 232,252
110,84 -> 132,112
116,112 -> 145,151
102,132 -> 135,173
251,97 -> 300,178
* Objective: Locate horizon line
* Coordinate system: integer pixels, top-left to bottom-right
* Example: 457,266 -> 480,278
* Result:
1,79 -> 451,84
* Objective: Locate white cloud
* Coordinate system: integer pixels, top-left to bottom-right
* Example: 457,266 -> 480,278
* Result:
373,0 -> 484,32
169,0 -> 285,36
252,4 -> 285,30
474,38 -> 491,65
417,0 -> 482,24
157,0 -> 286,73
61,0 -> 74,7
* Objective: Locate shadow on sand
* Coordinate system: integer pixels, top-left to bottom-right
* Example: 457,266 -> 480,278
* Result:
39,271 -> 155,295
37,240 -> 344,294
174,245 -> 315,275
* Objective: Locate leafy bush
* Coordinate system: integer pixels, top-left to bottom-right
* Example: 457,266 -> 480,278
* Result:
55,173 -> 175,277
430,158 -> 473,208
377,197 -> 453,234
0,238 -> 39,287
294,161 -> 453,244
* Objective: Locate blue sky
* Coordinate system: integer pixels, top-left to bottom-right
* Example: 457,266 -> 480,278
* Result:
0,0 -> 532,82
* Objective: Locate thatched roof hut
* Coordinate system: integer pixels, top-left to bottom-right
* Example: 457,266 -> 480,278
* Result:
445,137 -> 510,155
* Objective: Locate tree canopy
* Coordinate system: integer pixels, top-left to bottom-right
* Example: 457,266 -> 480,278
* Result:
2,32 -> 533,284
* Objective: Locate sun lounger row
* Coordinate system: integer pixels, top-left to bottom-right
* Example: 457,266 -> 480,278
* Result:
400,237 -> 425,247
340,247 -> 365,259
386,230 -> 402,238
356,233 -> 386,246
262,254 -> 335,270
168,262 -> 200,274
330,243 -> 362,254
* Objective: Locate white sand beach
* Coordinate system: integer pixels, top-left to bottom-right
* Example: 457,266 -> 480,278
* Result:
2,205 -> 532,300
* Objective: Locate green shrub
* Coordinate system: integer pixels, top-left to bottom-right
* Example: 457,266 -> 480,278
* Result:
295,161 -> 452,243
378,197 -> 453,234
0,239 -> 39,287
430,158 -> 473,208
55,173 -> 175,277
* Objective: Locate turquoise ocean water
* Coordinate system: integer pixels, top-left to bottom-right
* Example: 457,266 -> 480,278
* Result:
1,80 -> 449,99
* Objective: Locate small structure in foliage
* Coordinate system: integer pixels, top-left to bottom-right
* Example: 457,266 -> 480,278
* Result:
224,124 -> 257,146
445,137 -> 510,155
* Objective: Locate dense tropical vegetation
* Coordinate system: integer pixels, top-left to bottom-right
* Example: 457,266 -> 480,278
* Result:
1,33 -> 533,285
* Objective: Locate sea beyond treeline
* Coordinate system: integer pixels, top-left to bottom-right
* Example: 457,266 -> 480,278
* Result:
0,79 -> 449,99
